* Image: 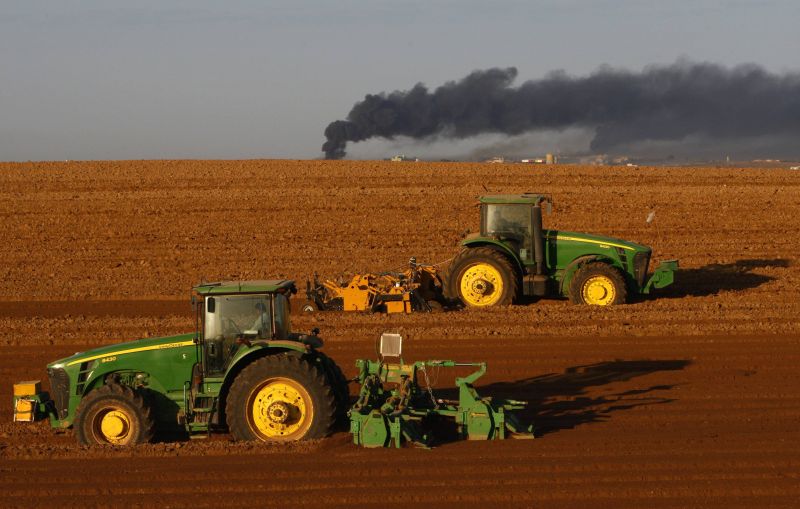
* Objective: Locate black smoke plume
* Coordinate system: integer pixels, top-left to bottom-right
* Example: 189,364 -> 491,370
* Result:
322,61 -> 800,159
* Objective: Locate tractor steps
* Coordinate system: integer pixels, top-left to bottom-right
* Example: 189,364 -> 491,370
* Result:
180,388 -> 219,436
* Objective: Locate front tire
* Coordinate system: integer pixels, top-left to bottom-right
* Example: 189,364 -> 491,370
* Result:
568,262 -> 627,306
445,247 -> 518,307
226,354 -> 336,442
74,384 -> 155,446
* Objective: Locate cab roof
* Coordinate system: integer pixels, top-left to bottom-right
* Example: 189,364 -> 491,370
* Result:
479,193 -> 551,205
193,279 -> 295,295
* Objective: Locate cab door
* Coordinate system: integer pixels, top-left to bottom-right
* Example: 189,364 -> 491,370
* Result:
483,203 -> 534,264
202,294 -> 273,376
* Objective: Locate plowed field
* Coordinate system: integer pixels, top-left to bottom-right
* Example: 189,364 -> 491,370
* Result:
1,160 -> 799,508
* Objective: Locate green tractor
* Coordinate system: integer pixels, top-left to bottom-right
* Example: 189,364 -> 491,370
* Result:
444,194 -> 677,307
13,280 -> 348,446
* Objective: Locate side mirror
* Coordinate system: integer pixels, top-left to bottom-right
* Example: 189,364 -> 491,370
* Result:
207,297 -> 215,313
311,327 -> 320,336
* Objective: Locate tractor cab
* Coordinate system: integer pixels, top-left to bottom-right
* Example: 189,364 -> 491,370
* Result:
194,280 -> 295,375
479,194 -> 551,266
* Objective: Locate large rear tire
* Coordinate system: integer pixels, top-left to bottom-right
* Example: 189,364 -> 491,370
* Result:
312,351 -> 350,421
445,247 -> 518,307
568,262 -> 627,306
74,384 -> 155,446
226,354 -> 336,442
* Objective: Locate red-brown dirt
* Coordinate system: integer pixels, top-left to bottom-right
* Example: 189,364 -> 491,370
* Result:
1,160 -> 799,508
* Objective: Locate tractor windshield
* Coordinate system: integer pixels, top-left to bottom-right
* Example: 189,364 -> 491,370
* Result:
205,294 -> 273,341
483,204 -> 532,240
203,293 -> 279,375
482,204 -> 534,262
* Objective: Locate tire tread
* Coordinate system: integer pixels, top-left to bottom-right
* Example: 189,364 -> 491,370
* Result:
226,353 -> 336,441
444,247 -> 519,306
74,383 -> 155,446
568,261 -> 628,305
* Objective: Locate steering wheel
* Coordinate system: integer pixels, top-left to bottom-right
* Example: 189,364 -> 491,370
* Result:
223,317 -> 242,335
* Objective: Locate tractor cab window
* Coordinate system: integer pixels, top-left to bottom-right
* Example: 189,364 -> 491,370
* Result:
203,294 -> 272,374
483,204 -> 534,261
484,204 -> 531,239
273,293 -> 290,339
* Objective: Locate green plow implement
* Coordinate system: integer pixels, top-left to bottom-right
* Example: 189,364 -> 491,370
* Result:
348,334 -> 534,448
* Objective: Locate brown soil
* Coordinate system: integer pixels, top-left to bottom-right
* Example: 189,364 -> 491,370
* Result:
1,160 -> 799,508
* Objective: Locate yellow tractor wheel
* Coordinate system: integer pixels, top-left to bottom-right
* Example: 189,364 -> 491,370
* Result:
226,354 -> 336,442
247,377 -> 312,440
445,247 -> 518,307
568,262 -> 627,306
74,384 -> 155,446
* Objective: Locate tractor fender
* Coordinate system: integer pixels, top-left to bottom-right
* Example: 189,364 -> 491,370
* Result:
559,255 -> 620,296
224,341 -> 308,385
228,340 -> 307,366
460,238 -> 525,278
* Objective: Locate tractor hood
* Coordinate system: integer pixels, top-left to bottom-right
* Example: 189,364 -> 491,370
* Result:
48,333 -> 196,369
545,229 -> 651,253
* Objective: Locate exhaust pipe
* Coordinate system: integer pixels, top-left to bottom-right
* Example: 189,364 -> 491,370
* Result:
532,204 -> 544,275
530,203 -> 548,296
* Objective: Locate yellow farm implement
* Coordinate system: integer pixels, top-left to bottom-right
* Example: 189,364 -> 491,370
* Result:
301,258 -> 445,314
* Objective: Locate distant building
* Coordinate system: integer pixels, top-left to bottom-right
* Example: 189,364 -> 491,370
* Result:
520,153 -> 557,164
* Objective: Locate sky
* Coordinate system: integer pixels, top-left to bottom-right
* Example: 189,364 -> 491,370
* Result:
1,0 -> 799,161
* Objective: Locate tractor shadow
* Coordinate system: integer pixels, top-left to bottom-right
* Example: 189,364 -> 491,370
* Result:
432,359 -> 690,441
155,360 -> 690,445
656,258 -> 789,299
